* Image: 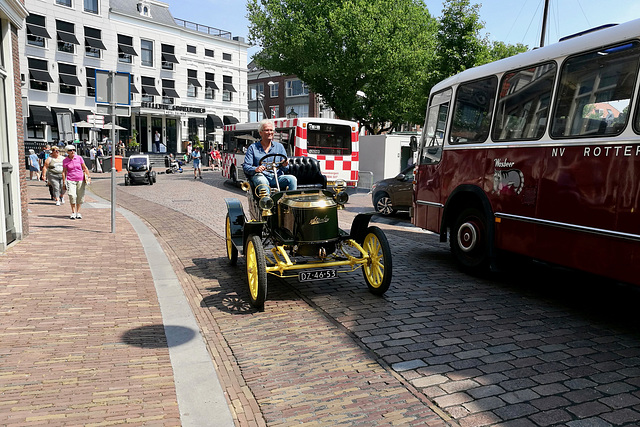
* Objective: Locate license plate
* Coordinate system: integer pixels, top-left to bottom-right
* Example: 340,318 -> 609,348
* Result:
298,269 -> 337,282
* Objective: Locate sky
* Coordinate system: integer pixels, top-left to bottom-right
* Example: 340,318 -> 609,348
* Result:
163,0 -> 640,62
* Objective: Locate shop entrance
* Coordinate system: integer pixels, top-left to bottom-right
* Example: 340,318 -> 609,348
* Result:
136,116 -> 149,152
152,118 -> 163,153
166,118 -> 177,153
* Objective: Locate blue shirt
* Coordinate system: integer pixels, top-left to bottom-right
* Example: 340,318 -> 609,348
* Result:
243,141 -> 289,178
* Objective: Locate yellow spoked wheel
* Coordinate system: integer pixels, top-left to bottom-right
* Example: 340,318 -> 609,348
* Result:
225,214 -> 238,265
246,234 -> 267,310
362,226 -> 392,295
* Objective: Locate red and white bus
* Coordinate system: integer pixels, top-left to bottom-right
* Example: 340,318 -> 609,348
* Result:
222,117 -> 359,186
412,19 -> 640,285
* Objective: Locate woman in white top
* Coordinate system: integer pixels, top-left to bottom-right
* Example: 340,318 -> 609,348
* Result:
41,146 -> 66,205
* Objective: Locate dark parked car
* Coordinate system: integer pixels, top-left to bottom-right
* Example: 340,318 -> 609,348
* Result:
370,165 -> 414,215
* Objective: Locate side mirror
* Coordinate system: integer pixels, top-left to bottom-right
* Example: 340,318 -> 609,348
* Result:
410,135 -> 418,152
395,173 -> 406,181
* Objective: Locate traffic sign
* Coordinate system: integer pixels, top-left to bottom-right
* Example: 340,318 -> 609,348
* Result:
87,114 -> 104,128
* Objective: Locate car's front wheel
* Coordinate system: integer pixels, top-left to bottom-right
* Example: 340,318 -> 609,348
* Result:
246,234 -> 267,310
225,214 -> 238,266
374,193 -> 396,216
362,226 -> 392,295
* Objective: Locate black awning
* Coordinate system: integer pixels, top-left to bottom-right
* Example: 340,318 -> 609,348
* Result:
130,85 -> 139,94
86,77 -> 95,88
52,107 -> 72,116
207,114 -> 223,129
57,31 -> 79,44
142,85 -> 160,96
118,44 -> 138,56
74,109 -> 92,121
188,78 -> 202,88
29,69 -> 54,83
27,24 -> 51,38
59,74 -> 82,86
223,115 -> 239,125
205,81 -> 219,90
28,105 -> 54,125
85,37 -> 106,50
163,88 -> 180,98
189,117 -> 205,127
223,83 -> 237,93
162,53 -> 179,64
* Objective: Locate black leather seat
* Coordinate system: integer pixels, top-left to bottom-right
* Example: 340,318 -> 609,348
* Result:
287,156 -> 327,189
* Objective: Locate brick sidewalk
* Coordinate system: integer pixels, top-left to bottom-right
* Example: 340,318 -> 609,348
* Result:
0,181 -> 181,425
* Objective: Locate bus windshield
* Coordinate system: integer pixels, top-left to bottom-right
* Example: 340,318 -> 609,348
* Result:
306,122 -> 352,156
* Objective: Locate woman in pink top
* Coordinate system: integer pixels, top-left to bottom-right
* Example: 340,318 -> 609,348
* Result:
62,145 -> 91,220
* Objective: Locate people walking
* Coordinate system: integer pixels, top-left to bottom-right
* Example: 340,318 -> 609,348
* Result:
154,130 -> 161,153
62,145 -> 91,220
41,146 -> 66,205
192,146 -> 202,179
28,149 -> 40,180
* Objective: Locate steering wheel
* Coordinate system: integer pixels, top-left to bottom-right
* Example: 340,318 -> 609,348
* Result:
259,153 -> 287,170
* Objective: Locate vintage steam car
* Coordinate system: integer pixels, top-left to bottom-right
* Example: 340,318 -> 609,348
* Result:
224,154 -> 393,310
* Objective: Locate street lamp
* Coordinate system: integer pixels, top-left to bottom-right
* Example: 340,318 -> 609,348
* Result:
287,108 -> 298,119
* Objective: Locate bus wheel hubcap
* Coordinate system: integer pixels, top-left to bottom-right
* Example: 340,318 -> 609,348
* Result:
458,222 -> 478,253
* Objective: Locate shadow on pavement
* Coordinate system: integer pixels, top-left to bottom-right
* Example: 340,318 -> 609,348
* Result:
121,324 -> 195,348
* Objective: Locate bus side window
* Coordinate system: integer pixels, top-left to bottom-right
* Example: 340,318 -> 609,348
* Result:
493,62 -> 557,141
553,41 -> 640,138
450,76 -> 498,144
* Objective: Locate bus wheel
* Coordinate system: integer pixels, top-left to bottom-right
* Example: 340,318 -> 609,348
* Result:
246,234 -> 267,310
451,208 -> 489,272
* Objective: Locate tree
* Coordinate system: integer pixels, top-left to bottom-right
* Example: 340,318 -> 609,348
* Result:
247,0 -> 437,134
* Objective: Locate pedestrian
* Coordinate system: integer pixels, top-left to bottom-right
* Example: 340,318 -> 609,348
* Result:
242,119 -> 297,194
41,146 -> 66,206
38,144 -> 51,178
192,146 -> 202,179
154,130 -> 161,153
62,144 -> 91,220
28,149 -> 40,180
96,145 -> 104,173
186,142 -> 192,163
211,146 -> 221,171
89,145 -> 97,172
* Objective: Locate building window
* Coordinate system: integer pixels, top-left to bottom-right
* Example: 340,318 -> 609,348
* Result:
205,48 -> 214,58
56,0 -> 72,7
270,82 -> 279,98
59,63 -> 81,95
141,76 -> 158,102
187,44 -> 196,54
222,52 -> 232,61
223,75 -> 235,102
286,79 -> 308,97
187,69 -> 200,98
56,20 -> 78,54
118,34 -> 137,63
86,67 -> 96,97
249,83 -> 264,101
161,44 -> 178,70
84,0 -> 98,14
28,58 -> 53,91
205,72 -> 216,100
84,27 -> 105,58
141,39 -> 153,67
26,14 -> 50,48
162,79 -> 178,104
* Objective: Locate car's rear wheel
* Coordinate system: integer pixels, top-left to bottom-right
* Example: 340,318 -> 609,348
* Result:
362,226 -> 392,295
374,193 -> 396,216
225,214 -> 238,266
246,234 -> 267,310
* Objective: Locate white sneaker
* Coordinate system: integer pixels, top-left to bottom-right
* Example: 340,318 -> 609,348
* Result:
56,200 -> 61,206
70,213 -> 76,219
60,197 -> 65,204
76,213 -> 82,219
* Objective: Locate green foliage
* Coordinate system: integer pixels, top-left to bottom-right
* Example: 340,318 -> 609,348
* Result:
129,128 -> 139,149
248,0 -> 437,133
192,135 -> 203,149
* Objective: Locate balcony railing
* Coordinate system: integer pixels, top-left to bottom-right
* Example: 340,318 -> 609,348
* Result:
174,18 -> 232,39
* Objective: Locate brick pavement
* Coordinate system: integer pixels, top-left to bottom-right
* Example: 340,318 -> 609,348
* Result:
0,181 -> 181,426
101,169 -> 640,427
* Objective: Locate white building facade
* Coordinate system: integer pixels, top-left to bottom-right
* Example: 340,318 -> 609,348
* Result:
20,0 -> 248,153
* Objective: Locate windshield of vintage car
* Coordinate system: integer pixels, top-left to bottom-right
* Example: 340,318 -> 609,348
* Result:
306,123 -> 352,156
129,158 -> 148,171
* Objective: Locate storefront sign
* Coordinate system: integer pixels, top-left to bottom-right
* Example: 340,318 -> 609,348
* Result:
140,102 -> 206,114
